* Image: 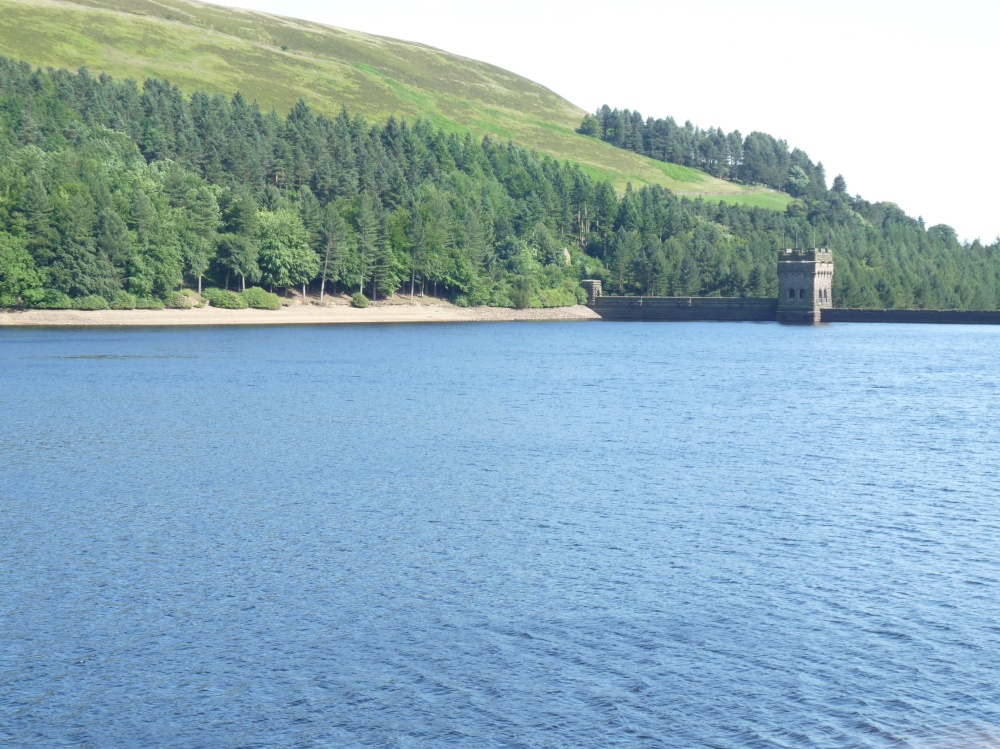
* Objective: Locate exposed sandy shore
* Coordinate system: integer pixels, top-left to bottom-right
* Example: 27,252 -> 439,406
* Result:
0,303 -> 600,327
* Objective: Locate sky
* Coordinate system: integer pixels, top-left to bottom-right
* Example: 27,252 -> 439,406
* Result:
207,0 -> 1000,242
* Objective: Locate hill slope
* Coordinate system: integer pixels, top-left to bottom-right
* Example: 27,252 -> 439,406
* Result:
0,0 -> 789,209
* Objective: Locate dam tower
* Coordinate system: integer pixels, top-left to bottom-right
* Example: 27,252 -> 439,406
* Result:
776,248 -> 834,324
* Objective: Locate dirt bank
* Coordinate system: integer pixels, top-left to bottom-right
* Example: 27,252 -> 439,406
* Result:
0,302 -> 600,327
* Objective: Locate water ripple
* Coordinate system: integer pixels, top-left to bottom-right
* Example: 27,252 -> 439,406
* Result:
1,322 -> 999,747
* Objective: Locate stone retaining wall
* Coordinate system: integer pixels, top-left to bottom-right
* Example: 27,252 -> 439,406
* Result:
822,309 -> 1000,325
588,298 -> 1000,325
590,297 -> 778,322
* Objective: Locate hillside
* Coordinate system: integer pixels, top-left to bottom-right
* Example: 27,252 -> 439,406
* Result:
0,0 -> 789,209
2,58 -> 997,313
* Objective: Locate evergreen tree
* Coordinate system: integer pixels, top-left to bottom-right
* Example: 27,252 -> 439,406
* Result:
18,171 -> 59,268
354,191 -> 381,296
179,186 -> 220,293
217,189 -> 260,290
317,203 -> 351,300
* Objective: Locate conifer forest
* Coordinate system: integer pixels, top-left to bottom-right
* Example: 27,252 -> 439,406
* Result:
1,57 -> 997,310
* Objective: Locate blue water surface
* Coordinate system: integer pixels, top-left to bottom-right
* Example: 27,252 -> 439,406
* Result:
1,321 -> 999,748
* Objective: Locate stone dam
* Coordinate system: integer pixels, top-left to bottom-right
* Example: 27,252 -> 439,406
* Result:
583,249 -> 1000,325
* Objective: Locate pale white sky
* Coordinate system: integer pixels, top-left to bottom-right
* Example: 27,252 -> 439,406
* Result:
209,0 -> 999,242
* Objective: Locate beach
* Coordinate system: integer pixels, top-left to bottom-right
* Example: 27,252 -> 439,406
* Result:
0,301 -> 601,327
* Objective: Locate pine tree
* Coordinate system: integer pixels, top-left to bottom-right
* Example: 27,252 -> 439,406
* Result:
296,186 -> 323,253
217,189 -> 260,290
354,191 -> 381,296
319,203 -> 351,300
183,186 -> 221,293
19,172 -> 58,267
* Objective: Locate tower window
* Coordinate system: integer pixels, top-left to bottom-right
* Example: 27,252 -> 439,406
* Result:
799,289 -> 805,299
788,289 -> 795,299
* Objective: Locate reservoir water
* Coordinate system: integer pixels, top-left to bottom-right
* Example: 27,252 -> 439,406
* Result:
2,321 -> 999,748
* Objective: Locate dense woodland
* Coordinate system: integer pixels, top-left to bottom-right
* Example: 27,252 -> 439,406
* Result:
581,106 -> 831,198
1,56 -> 998,311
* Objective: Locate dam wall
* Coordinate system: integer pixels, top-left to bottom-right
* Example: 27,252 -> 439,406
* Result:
822,309 -> 1000,325
582,253 -> 1000,325
590,296 -> 778,322
587,299 -> 1000,325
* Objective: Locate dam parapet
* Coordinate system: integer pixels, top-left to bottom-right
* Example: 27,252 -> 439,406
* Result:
587,249 -> 828,324
586,249 -> 1000,325
589,296 -> 777,322
821,308 -> 1000,324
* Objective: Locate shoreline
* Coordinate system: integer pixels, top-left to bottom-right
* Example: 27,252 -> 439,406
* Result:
0,303 -> 601,327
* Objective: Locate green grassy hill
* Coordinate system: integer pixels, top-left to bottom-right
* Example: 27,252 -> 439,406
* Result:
0,0 -> 790,209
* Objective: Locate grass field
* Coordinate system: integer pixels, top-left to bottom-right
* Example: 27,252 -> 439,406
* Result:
0,0 -> 792,210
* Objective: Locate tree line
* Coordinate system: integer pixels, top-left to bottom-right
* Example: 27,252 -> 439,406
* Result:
580,106 -> 831,198
0,56 -> 997,311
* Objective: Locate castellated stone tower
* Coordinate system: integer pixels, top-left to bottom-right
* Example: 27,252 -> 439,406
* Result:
776,249 -> 834,324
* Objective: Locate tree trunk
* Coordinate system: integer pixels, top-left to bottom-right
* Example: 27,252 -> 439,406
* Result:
302,283 -> 307,301
241,275 -> 246,292
198,275 -> 203,295
320,251 -> 329,302
225,271 -> 230,291
410,264 -> 416,301
359,247 -> 365,296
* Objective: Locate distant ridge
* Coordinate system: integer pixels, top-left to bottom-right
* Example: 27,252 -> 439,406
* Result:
0,0 -> 790,209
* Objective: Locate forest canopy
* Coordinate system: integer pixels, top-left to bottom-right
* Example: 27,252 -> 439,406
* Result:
0,57 -> 997,311
581,106 -> 830,198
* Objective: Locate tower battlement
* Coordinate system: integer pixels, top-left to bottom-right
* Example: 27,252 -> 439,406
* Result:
779,248 -> 833,263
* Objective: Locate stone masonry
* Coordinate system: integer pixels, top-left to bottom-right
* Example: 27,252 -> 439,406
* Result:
586,249 -> 1000,325
587,249 -> 834,324
580,279 -> 603,305
776,248 -> 834,324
